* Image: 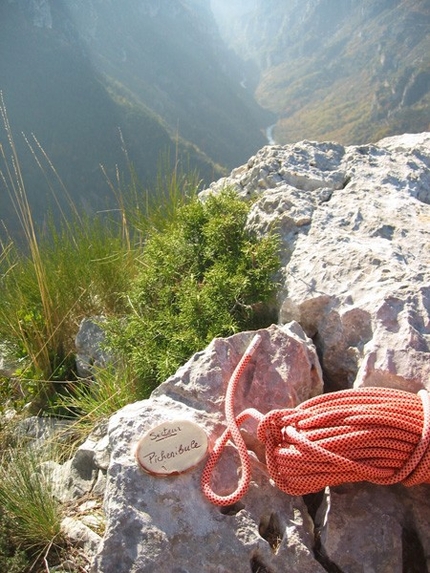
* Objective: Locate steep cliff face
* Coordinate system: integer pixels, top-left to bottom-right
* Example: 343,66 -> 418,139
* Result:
0,0 -> 270,233
62,0 -> 270,166
212,0 -> 430,145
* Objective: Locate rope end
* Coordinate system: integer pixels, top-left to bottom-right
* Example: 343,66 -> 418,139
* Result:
246,333 -> 262,357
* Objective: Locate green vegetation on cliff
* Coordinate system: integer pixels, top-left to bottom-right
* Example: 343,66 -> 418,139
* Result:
105,188 -> 279,396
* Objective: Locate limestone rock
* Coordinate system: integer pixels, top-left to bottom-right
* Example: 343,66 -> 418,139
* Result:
61,132 -> 430,571
46,423 -> 109,503
92,323 -> 326,573
61,516 -> 102,558
14,415 -> 71,448
197,134 -> 430,572
152,320 -> 323,420
319,483 -> 430,573
203,133 -> 430,393
75,317 -> 111,378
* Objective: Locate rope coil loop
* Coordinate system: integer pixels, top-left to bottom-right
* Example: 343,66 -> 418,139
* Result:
201,335 -> 430,506
201,334 -> 263,506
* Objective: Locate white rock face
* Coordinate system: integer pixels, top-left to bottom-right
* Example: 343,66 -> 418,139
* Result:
92,324 -> 325,573
204,133 -> 430,394
320,482 -> 430,573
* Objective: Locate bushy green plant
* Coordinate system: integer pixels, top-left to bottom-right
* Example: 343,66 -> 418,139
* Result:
105,189 -> 280,396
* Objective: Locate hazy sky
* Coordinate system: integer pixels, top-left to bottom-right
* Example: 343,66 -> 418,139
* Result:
210,0 -> 258,21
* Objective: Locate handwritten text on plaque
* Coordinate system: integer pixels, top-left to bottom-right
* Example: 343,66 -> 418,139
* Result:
135,420 -> 208,476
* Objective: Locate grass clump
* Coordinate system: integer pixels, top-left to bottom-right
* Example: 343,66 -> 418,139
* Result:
0,92 -> 138,410
56,363 -> 139,434
0,441 -> 65,570
0,217 -> 135,410
0,510 -> 28,573
0,448 -> 62,546
105,189 -> 280,396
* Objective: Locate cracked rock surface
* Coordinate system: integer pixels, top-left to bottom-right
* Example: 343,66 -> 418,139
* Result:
200,133 -> 430,572
205,133 -> 430,395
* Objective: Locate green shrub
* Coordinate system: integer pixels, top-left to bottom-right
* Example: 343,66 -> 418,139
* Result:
105,189 -> 280,396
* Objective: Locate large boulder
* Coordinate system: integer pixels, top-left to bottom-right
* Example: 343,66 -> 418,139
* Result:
199,133 -> 430,572
205,133 -> 430,394
92,323 -> 325,573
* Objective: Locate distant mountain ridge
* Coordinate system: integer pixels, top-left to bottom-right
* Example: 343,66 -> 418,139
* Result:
211,0 -> 430,145
0,0 -> 271,232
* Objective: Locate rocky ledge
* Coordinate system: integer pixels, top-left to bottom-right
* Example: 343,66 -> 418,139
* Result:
204,132 -> 430,394
50,133 -> 430,572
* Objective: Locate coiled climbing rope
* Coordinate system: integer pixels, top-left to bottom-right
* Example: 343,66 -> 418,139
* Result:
201,334 -> 430,506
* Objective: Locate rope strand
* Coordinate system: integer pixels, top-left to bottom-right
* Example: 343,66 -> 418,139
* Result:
201,334 -> 263,506
201,336 -> 430,505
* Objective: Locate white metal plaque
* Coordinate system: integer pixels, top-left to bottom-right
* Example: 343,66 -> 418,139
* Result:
135,420 -> 208,476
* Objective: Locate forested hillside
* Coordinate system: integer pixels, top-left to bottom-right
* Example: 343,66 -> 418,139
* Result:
212,0 -> 430,144
0,0 -> 271,233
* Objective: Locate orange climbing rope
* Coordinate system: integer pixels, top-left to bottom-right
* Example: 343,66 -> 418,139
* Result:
201,334 -> 430,506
